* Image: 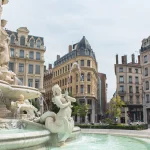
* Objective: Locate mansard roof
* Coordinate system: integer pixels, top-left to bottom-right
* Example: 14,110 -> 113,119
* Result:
76,36 -> 91,50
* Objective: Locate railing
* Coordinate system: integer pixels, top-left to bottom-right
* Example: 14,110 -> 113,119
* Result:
118,91 -> 126,95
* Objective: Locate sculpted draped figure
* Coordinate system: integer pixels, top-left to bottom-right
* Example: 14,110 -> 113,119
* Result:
35,84 -> 76,143
0,19 -> 10,68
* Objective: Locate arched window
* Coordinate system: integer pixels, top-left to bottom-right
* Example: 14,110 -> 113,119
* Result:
87,73 -> 91,81
37,39 -> 41,48
10,35 -> 15,44
30,38 -> 34,48
20,36 -> 25,46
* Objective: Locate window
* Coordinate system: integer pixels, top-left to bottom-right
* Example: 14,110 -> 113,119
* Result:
119,76 -> 124,83
9,62 -> 14,72
62,79 -> 64,86
135,69 -> 138,73
70,76 -> 72,83
135,77 -> 139,84
144,55 -> 148,63
60,80 -> 61,87
28,79 -> 33,87
36,65 -> 40,74
76,74 -> 78,82
18,78 -> 23,85
120,96 -> 124,101
146,94 -> 149,103
20,36 -> 25,46
129,86 -> 133,93
36,52 -> 40,60
87,73 -> 91,81
87,99 -> 92,105
10,48 -> 14,57
37,39 -> 41,48
136,96 -> 140,104
65,78 -> 67,85
80,60 -> 84,66
87,85 -> 90,94
76,85 -> 78,94
68,65 -> 70,71
81,73 -> 84,81
87,60 -> 91,67
129,68 -> 132,73
65,66 -> 67,72
30,39 -> 34,48
19,63 -> 24,72
29,51 -> 34,59
136,86 -> 139,93
130,96 -> 133,104
35,79 -> 40,88
146,81 -> 149,90
10,35 -> 15,44
28,64 -> 33,74
119,67 -> 123,72
145,68 -> 148,76
80,85 -> 84,94
20,50 -> 24,58
129,76 -> 132,83
120,85 -> 124,92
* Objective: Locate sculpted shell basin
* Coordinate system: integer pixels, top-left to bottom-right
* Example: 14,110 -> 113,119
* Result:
0,80 -> 41,100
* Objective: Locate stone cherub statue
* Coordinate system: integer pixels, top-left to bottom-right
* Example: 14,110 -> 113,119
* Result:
34,84 -> 76,145
10,94 -> 40,120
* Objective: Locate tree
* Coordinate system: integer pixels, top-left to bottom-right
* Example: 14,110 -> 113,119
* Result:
108,95 -> 125,118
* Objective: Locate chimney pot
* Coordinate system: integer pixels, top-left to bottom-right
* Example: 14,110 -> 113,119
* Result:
69,45 -> 72,53
116,54 -> 118,64
57,55 -> 60,60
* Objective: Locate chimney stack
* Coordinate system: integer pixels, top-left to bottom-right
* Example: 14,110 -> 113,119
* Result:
138,55 -> 140,64
124,55 -> 127,64
116,54 -> 118,64
57,55 -> 60,60
132,54 -> 135,64
122,56 -> 125,64
49,64 -> 52,69
69,45 -> 72,53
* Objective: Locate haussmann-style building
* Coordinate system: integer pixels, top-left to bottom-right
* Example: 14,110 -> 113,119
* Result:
6,27 -> 45,93
140,36 -> 150,126
52,36 -> 99,123
115,54 -> 143,124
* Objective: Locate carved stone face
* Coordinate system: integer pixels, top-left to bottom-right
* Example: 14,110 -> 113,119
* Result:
2,0 -> 9,5
52,84 -> 61,96
1,20 -> 7,28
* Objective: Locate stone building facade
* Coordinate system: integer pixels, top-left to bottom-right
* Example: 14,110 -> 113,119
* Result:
140,37 -> 150,125
43,64 -> 53,110
52,36 -> 98,123
6,27 -> 45,92
115,54 -> 143,123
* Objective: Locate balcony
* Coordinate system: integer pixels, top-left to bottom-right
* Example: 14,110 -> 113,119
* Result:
119,81 -> 124,83
135,82 -> 139,85
129,81 -> 132,84
118,91 -> 126,95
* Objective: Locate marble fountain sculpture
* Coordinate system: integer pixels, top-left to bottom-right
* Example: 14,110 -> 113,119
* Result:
0,1 -> 80,149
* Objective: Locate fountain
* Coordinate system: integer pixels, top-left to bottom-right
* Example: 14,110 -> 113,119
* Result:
0,1 -> 80,150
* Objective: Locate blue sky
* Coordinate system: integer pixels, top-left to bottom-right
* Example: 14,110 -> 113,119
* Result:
2,0 -> 150,101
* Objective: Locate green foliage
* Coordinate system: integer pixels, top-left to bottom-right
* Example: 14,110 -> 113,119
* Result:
76,124 -> 148,130
51,103 -> 59,114
108,95 -> 125,118
102,118 -> 113,125
29,99 -> 40,111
